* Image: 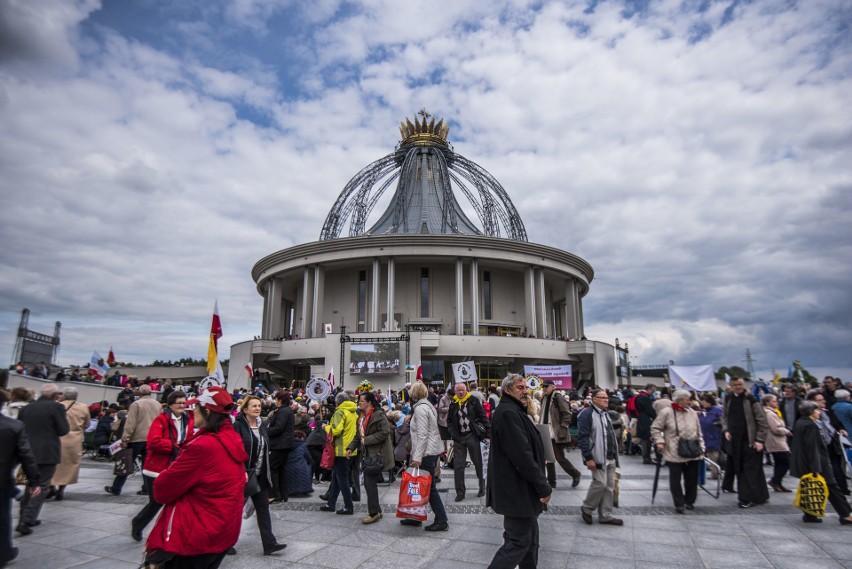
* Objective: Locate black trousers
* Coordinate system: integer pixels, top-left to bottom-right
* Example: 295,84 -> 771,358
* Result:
829,450 -> 849,494
769,452 -> 790,486
112,442 -> 147,494
269,449 -> 290,500
363,466 -> 381,516
453,433 -> 483,496
1,483 -> 13,563
249,482 -> 277,550
308,446 -> 324,481
348,455 -> 361,501
667,460 -> 699,508
19,463 -> 54,526
488,515 -> 539,569
132,474 -> 162,535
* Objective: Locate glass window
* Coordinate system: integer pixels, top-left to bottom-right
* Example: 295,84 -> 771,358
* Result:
420,268 -> 430,318
357,270 -> 367,332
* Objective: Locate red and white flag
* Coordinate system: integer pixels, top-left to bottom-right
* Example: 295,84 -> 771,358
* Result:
245,362 -> 253,377
107,347 -> 116,367
416,364 -> 423,381
206,301 -> 225,384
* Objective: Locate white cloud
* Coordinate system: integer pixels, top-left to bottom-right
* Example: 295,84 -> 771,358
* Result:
0,0 -> 850,378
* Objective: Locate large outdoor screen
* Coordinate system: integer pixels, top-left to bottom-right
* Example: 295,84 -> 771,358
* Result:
349,342 -> 400,375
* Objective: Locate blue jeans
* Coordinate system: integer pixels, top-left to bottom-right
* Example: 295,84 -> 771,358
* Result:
420,455 -> 448,524
326,457 -> 353,511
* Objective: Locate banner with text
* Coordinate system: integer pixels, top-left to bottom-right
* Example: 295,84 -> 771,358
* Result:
523,365 -> 572,389
451,361 -> 478,384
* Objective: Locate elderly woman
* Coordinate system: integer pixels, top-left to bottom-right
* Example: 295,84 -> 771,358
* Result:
130,391 -> 194,542
320,391 -> 357,515
698,393 -> 723,479
806,391 -> 850,496
47,386 -> 90,501
146,386 -> 248,568
790,400 -> 852,525
408,381 -> 449,531
347,391 -> 393,524
651,390 -> 705,513
762,394 -> 792,493
233,395 -> 287,556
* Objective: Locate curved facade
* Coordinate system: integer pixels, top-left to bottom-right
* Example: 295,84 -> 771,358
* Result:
230,114 -> 615,391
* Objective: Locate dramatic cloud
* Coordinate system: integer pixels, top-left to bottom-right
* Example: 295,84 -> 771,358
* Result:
1,0 -> 850,379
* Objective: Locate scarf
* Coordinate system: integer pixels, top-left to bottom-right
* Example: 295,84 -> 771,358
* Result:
589,404 -> 616,464
359,408 -> 374,438
453,392 -> 472,406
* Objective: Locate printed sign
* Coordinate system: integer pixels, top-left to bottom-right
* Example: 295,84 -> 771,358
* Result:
523,365 -> 572,389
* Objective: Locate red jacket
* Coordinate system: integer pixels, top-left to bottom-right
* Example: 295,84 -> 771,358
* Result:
147,421 -> 248,556
143,411 -> 194,476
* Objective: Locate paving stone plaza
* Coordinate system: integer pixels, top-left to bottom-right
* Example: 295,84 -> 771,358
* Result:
9,452 -> 852,569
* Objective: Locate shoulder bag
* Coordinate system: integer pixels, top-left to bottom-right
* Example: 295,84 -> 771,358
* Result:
674,411 -> 702,459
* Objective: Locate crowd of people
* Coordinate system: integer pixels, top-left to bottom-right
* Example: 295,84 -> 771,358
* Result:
2,372 -> 851,569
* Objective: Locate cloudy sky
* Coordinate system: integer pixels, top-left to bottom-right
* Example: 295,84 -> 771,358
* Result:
1,0 -> 850,379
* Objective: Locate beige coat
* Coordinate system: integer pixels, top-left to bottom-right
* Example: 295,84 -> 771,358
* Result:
540,391 -> 573,443
651,406 -> 705,464
763,407 -> 790,453
123,396 -> 164,443
52,400 -> 91,485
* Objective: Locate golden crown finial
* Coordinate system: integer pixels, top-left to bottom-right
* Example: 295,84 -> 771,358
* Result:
399,109 -> 449,146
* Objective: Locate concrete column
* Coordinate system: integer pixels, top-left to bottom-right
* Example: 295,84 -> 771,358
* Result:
455,257 -> 464,335
261,282 -> 270,338
371,258 -> 380,332
578,296 -> 585,338
536,268 -> 548,338
470,258 -> 479,336
565,280 -> 579,339
386,257 -> 395,331
524,266 -> 537,337
265,278 -> 284,339
282,300 -> 291,338
311,265 -> 325,337
300,267 -> 313,338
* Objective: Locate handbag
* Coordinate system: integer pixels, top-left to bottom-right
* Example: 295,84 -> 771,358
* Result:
461,404 -> 488,440
320,432 -> 336,470
362,455 -> 384,476
674,412 -> 703,459
113,447 -> 135,476
245,468 -> 261,497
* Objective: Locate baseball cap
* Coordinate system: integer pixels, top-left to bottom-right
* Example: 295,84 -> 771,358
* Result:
187,386 -> 236,414
542,380 -> 556,387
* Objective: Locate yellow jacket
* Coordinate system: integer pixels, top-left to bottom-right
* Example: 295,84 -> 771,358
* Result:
326,400 -> 358,457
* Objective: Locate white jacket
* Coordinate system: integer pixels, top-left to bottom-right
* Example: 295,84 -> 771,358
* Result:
410,399 -> 444,462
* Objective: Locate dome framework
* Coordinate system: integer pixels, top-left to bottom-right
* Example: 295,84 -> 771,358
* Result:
319,110 -> 528,242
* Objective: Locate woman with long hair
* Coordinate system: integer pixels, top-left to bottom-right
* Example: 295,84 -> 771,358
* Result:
233,395 -> 287,555
130,391 -> 193,542
145,386 -> 248,569
408,381 -> 449,531
347,391 -> 393,524
267,389 -> 295,503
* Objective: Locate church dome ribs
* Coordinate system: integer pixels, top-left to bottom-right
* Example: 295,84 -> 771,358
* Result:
319,110 -> 527,242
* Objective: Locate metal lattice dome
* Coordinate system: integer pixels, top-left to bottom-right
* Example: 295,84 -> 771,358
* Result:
319,110 -> 528,241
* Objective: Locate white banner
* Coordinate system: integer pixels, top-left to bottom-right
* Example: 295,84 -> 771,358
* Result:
523,365 -> 572,389
451,361 -> 478,384
668,365 -> 716,392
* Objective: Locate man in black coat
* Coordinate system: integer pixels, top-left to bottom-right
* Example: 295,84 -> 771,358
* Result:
447,382 -> 490,501
633,384 -> 657,464
486,374 -> 551,569
1,390 -> 41,566
16,383 -> 69,535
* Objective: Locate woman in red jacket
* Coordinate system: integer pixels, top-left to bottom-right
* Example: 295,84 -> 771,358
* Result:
145,386 -> 247,569
130,391 -> 193,542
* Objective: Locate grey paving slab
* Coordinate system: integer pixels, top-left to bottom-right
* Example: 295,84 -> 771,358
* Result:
7,456 -> 852,569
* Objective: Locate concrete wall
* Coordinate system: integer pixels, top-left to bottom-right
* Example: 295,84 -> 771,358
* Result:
8,372 -> 131,405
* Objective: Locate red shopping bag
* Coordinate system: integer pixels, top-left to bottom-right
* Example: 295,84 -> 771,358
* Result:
396,467 -> 431,521
320,433 -> 335,470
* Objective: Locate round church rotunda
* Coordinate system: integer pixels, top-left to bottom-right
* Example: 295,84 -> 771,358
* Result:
233,112 -> 616,392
